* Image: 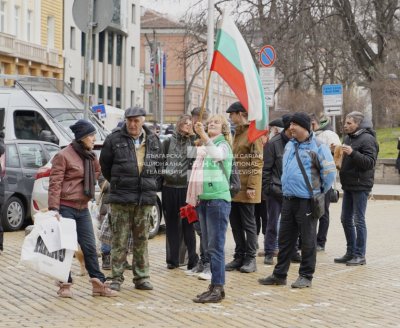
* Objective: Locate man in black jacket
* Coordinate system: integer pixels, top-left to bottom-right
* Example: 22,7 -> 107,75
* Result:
261,114 -> 292,265
334,111 -> 378,266
100,107 -> 163,291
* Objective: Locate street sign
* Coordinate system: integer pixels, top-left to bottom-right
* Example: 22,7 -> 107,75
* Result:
322,84 -> 343,107
92,104 -> 106,118
259,67 -> 275,106
324,107 -> 342,116
259,45 -> 276,68
322,84 -> 343,116
72,0 -> 113,34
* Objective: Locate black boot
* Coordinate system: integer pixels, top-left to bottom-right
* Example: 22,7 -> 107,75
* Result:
240,257 -> 257,273
101,253 -> 111,270
193,285 -> 225,303
225,257 -> 243,271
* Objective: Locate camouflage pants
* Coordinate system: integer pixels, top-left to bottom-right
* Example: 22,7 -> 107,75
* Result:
109,203 -> 152,284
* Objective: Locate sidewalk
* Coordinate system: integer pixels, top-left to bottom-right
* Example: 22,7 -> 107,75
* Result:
1,199 -> 400,327
337,183 -> 400,200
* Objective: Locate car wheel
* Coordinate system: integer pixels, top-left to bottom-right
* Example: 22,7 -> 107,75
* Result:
148,202 -> 161,239
2,196 -> 26,231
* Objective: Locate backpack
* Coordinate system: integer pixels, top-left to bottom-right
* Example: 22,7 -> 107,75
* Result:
219,159 -> 240,197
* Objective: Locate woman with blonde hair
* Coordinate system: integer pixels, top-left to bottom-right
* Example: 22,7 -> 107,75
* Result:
187,114 -> 233,303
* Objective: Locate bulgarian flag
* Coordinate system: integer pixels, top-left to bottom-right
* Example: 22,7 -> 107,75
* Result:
210,13 -> 269,142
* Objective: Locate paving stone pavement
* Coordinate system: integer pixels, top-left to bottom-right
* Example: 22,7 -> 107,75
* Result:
1,199 -> 400,328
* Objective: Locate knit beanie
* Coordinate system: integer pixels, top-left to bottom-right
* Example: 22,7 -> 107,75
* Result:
282,114 -> 292,130
70,119 -> 96,141
290,112 -> 311,133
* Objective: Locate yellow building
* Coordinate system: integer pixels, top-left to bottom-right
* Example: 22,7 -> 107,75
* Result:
0,0 -> 63,79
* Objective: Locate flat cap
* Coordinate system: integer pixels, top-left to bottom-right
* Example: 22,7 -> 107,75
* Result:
268,118 -> 284,128
226,101 -> 246,113
125,106 -> 146,118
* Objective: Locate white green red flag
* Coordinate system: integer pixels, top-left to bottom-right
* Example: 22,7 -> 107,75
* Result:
210,13 -> 269,142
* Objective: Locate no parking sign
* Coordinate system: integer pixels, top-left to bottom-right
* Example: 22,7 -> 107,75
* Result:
259,45 -> 276,67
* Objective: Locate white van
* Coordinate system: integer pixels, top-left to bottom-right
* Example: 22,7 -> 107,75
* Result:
0,75 -> 109,147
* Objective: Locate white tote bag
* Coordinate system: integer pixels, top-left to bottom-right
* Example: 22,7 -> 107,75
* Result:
20,211 -> 78,282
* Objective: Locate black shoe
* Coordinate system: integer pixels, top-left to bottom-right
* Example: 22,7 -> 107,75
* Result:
291,252 -> 302,263
225,258 -> 243,271
258,274 -> 287,286
101,253 -> 111,270
334,253 -> 353,263
291,276 -> 312,288
193,286 -> 224,303
109,281 -> 121,291
316,245 -> 325,252
135,281 -> 153,290
264,255 -> 274,265
167,263 -> 178,270
240,258 -> 257,273
346,257 -> 366,266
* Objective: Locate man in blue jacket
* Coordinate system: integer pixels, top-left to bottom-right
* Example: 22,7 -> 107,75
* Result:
258,112 -> 336,288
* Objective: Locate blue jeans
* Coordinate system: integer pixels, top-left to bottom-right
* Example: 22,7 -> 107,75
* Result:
197,200 -> 231,286
340,190 -> 369,257
60,205 -> 105,283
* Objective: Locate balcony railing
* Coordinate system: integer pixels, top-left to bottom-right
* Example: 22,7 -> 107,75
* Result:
0,32 -> 61,67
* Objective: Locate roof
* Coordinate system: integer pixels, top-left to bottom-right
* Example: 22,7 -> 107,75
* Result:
141,8 -> 184,29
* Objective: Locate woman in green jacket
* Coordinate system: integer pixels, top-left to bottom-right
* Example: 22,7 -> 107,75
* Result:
187,114 -> 233,303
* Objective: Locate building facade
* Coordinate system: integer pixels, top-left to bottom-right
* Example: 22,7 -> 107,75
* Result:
140,8 -> 237,123
0,0 -> 63,80
63,0 -> 142,110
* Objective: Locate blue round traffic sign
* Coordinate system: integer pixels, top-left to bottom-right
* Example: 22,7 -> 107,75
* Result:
259,45 -> 276,67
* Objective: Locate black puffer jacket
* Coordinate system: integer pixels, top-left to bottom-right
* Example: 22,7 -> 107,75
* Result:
262,130 -> 290,198
340,119 -> 379,192
99,124 -> 163,205
162,132 -> 195,188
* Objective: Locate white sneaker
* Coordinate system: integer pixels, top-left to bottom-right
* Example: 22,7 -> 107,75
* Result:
184,261 -> 204,276
198,265 -> 211,280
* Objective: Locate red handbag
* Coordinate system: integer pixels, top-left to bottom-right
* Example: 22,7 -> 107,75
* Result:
179,204 -> 198,224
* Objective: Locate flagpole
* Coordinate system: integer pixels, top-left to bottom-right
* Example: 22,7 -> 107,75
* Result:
199,70 -> 213,123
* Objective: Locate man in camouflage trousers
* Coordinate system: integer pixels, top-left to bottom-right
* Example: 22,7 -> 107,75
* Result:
100,107 -> 163,291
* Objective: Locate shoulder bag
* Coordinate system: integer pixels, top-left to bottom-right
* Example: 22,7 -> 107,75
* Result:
294,146 -> 325,220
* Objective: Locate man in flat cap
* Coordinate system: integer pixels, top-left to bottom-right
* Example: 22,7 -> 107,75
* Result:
258,112 -> 336,288
225,102 -> 263,273
100,106 -> 163,291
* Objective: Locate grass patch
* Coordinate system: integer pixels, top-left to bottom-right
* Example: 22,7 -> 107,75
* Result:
376,127 -> 400,159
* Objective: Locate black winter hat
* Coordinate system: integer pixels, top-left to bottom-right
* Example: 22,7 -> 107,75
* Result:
290,112 -> 311,133
282,114 -> 292,130
226,101 -> 246,113
70,119 -> 96,141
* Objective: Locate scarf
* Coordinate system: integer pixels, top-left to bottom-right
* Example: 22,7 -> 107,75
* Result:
71,140 -> 96,198
186,146 -> 207,206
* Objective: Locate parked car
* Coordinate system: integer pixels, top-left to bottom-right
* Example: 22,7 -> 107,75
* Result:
0,139 -> 60,231
30,156 -> 164,239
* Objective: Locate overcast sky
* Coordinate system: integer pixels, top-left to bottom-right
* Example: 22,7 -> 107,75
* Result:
143,0 -> 206,19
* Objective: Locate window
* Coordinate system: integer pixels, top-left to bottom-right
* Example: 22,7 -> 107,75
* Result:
6,144 -> 20,168
47,16 -> 54,48
26,10 -> 32,41
70,27 -> 76,49
116,34 -> 122,66
98,85 -> 104,103
108,32 -> 113,63
116,87 -> 121,107
98,31 -> 105,62
18,143 -> 46,168
131,47 -> 135,67
0,2 -> 5,33
13,111 -> 53,141
70,77 -> 75,90
131,91 -> 135,107
81,32 -> 86,56
14,6 -> 20,37
131,4 -> 136,24
43,144 -> 60,159
107,87 -> 112,105
81,80 -> 85,94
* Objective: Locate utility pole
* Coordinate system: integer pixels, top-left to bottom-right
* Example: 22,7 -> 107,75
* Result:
83,0 -> 94,120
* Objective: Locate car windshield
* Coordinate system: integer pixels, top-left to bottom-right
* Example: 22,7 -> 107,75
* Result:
46,108 -> 108,142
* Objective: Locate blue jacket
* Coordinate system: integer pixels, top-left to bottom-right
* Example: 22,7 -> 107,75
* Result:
281,133 -> 336,199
